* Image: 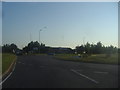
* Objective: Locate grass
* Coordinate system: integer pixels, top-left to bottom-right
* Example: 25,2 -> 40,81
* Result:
32,53 -> 47,55
54,53 -> 118,64
2,53 -> 17,74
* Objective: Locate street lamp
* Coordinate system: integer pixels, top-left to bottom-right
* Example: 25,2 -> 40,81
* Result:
39,26 -> 47,44
39,29 -> 42,44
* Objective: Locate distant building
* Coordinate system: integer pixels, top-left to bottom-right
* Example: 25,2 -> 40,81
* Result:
33,47 -> 39,53
47,47 -> 74,54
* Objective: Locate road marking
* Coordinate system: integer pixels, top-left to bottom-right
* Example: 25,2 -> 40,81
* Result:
0,72 -> 12,86
0,62 -> 17,86
18,62 -> 25,65
70,69 -> 99,84
94,71 -> 108,74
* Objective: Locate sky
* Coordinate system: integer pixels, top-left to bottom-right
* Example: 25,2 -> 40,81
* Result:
1,0 -> 119,2
0,2 -> 2,46
2,2 -> 118,49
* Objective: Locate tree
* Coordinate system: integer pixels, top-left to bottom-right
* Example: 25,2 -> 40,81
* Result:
84,42 -> 91,54
22,41 -> 47,54
75,45 -> 85,54
28,41 -> 34,51
95,41 -> 102,54
10,43 -> 18,51
23,46 -> 28,53
2,43 -> 18,53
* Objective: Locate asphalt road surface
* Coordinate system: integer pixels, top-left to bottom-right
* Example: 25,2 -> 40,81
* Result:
2,55 -> 118,88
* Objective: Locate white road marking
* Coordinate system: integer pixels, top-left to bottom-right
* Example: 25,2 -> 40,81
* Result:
0,72 -> 12,86
0,62 -> 17,86
18,62 -> 25,65
94,71 -> 108,74
70,69 -> 99,84
18,61 -> 32,66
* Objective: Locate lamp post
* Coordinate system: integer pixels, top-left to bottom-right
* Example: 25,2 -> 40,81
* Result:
39,29 -> 42,44
39,26 -> 47,53
39,26 -> 47,44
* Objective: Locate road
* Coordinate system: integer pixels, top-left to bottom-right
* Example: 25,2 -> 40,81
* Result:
2,55 -> 118,88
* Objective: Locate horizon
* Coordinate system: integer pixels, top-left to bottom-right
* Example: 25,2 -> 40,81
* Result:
1,40 -> 118,50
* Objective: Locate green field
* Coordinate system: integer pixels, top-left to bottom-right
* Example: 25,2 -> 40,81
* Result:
2,53 -> 17,74
54,53 -> 118,64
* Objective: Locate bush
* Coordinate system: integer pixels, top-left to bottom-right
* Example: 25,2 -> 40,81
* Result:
82,53 -> 88,58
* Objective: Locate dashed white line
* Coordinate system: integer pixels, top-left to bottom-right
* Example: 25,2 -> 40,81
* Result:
18,62 -> 33,66
70,69 -> 99,84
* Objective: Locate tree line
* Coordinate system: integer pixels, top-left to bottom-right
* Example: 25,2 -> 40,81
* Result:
2,43 -> 18,53
22,41 -> 49,53
75,42 -> 118,54
2,41 -> 47,54
1,41 -> 118,54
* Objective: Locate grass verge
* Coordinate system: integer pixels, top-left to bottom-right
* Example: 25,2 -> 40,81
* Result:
54,53 -> 118,64
2,53 -> 17,74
